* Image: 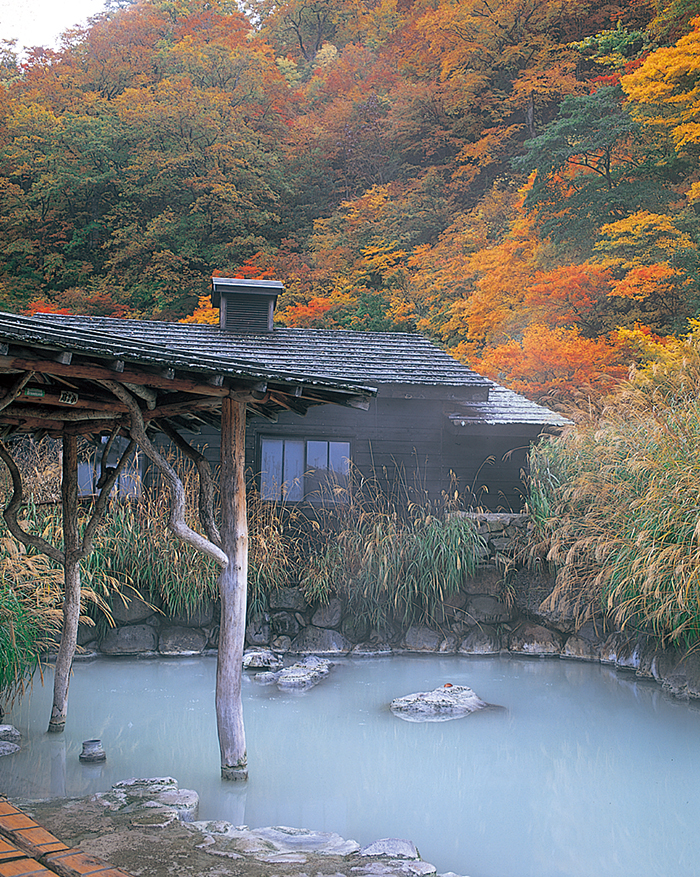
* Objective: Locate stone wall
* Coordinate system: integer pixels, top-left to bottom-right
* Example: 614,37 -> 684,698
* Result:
76,512 -> 700,701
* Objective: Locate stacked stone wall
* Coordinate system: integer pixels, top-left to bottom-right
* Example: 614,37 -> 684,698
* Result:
75,513 -> 700,701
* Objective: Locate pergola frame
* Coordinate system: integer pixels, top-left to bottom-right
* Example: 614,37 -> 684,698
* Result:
0,312 -> 375,779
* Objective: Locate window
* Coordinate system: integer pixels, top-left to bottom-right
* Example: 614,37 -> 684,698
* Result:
78,436 -> 142,499
260,438 -> 351,502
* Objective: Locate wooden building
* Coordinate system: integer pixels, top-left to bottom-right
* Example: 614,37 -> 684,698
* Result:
43,278 -> 569,511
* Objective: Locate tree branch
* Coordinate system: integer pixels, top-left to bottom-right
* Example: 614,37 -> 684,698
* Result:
0,439 -> 64,564
81,431 -> 136,557
102,381 -> 228,568
157,419 -> 222,549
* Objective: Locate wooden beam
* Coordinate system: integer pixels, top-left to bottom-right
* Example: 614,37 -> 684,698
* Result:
0,355 -> 231,397
144,397 -> 223,421
268,391 -> 308,416
10,391 -> 128,413
123,382 -> 158,409
1,405 -> 121,422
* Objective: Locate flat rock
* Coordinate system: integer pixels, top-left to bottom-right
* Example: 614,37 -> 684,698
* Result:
246,615 -> 271,646
94,778 -> 199,821
268,587 -> 308,612
110,589 -> 155,624
351,642 -> 393,657
0,724 -> 21,744
458,626 -> 501,655
360,839 -> 419,859
599,632 -> 641,669
243,649 -> 283,670
390,685 -> 489,722
100,624 -> 158,655
403,625 -> 441,652
22,781 -> 452,877
0,742 -> 20,757
508,622 -> 562,656
662,652 -> 700,699
465,595 -> 512,624
170,603 -> 215,628
255,656 -> 332,690
312,597 -> 343,629
158,626 -> 207,656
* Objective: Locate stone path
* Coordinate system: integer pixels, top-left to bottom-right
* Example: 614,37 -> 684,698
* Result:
3,780 -> 458,877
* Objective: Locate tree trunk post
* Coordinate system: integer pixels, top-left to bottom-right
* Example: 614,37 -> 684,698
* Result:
217,397 -> 248,780
48,434 -> 81,733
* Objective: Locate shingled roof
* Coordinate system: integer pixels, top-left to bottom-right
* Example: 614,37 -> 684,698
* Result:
0,311 -> 377,436
37,315 -> 492,388
36,313 -> 569,429
448,384 -> 571,431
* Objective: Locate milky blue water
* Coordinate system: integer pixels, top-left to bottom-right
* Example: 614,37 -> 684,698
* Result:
1,654 -> 699,877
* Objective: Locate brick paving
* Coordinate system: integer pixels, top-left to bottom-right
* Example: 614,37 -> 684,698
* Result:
0,802 -> 133,877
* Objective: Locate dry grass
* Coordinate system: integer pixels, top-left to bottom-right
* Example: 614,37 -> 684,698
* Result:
529,332 -> 700,647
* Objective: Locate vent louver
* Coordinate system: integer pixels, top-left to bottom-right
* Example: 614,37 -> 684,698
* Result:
211,277 -> 284,333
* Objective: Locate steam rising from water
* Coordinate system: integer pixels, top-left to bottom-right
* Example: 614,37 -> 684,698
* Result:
2,654 -> 700,877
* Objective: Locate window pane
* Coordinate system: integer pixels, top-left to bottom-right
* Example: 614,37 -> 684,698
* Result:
77,461 -> 95,497
329,442 -> 350,476
282,440 -> 304,501
306,441 -> 328,470
260,439 -> 283,500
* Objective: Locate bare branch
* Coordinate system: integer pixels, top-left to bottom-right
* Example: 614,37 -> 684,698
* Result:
158,419 -> 222,549
0,371 -> 35,413
0,438 -> 64,564
81,433 -> 137,557
102,380 -> 228,568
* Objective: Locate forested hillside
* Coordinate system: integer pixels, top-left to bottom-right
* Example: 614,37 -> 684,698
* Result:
1,0 -> 699,405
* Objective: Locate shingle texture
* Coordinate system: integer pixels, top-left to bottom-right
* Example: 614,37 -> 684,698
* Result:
448,385 -> 571,427
37,316 -> 491,387
34,314 -> 568,427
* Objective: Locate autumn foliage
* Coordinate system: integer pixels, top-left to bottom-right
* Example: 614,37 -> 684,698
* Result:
1,0 -> 700,406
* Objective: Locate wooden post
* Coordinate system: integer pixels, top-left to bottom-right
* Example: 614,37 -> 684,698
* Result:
217,397 -> 248,780
48,433 -> 81,733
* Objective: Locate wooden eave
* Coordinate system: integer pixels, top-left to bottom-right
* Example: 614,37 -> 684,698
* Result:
0,324 -> 376,440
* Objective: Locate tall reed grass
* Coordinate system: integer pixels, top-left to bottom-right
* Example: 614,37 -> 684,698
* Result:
299,469 -> 485,631
0,437 -> 488,699
529,331 -> 700,647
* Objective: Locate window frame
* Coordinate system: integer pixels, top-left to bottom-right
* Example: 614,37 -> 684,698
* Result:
258,435 -> 352,504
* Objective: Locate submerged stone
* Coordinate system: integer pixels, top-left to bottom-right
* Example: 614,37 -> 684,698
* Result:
390,684 -> 490,722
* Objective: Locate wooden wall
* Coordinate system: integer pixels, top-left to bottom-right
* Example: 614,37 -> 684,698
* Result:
175,384 -> 543,511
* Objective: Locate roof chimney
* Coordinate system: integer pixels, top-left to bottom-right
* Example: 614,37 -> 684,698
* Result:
211,277 -> 284,333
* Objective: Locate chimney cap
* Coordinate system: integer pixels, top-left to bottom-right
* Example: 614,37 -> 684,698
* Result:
211,277 -> 284,310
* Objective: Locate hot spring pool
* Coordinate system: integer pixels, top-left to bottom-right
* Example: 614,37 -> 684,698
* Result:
1,654 -> 699,877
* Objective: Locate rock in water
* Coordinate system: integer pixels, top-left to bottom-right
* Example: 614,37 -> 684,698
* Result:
390,684 -> 491,722
252,655 -> 332,690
